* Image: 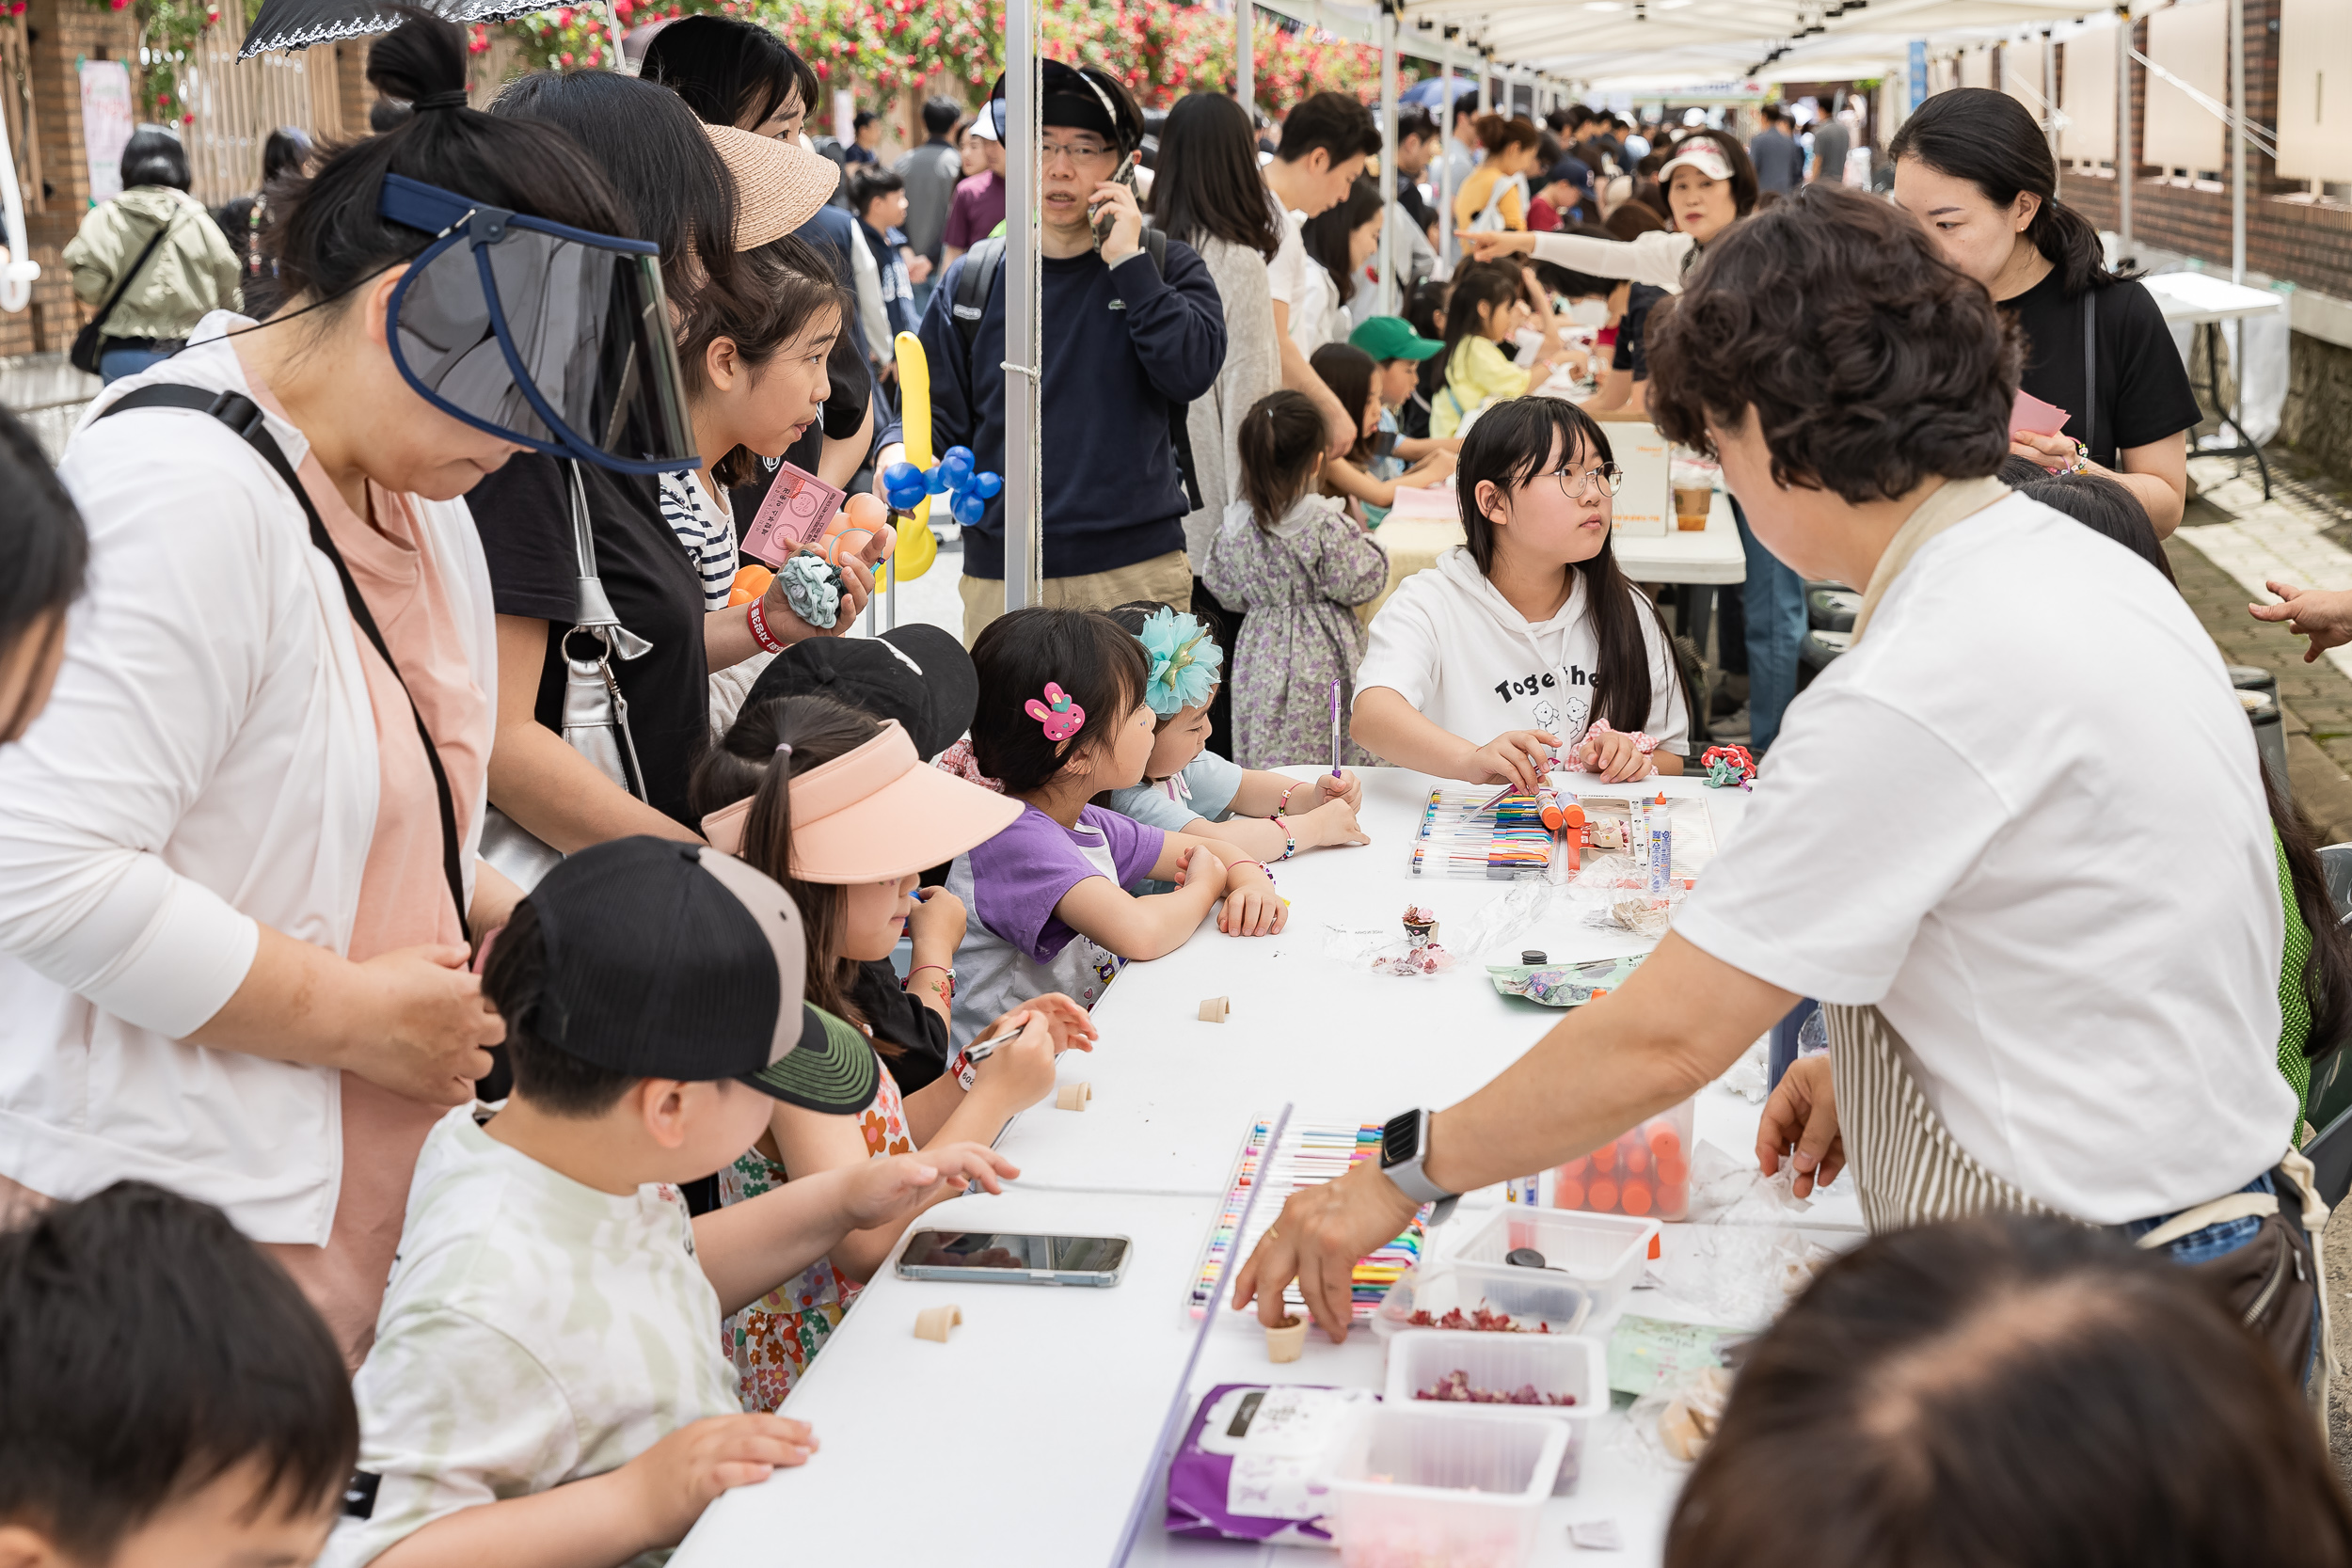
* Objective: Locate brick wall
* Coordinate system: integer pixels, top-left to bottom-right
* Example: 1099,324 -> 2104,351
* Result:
1,0 -> 139,358
2060,172 -> 2352,300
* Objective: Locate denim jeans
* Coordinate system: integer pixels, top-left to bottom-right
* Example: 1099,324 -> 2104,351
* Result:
98,346 -> 173,383
2124,1172 -> 2320,1386
1732,496 -> 1806,754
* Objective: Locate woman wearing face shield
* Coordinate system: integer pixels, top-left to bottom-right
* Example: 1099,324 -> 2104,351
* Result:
0,8 -> 676,1354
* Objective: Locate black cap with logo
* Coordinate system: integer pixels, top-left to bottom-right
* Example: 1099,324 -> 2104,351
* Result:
741,623 -> 977,760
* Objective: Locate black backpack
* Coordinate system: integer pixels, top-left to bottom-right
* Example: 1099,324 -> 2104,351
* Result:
949,229 -> 1202,513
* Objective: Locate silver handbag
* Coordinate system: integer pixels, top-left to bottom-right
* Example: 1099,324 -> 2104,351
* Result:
479,460 -> 653,891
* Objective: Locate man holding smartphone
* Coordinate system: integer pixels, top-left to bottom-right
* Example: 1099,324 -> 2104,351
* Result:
903,58 -> 1228,646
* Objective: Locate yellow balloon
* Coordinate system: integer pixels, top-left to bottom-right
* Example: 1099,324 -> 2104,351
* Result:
889,330 -> 939,582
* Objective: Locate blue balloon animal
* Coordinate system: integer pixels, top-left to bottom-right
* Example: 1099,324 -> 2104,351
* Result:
881,446 -> 1006,529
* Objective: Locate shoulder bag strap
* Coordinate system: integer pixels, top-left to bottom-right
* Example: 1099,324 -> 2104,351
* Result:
99,384 -> 469,940
2082,287 -> 2098,466
89,213 -> 178,341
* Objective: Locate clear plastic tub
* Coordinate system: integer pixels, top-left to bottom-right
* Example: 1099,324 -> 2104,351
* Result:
1383,1329 -> 1607,1495
1450,1207 -> 1661,1325
1321,1402 -> 1568,1568
1550,1097 -> 1695,1222
1369,1260 -> 1596,1345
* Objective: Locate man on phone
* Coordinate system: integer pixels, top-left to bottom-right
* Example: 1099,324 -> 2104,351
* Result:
903,58 -> 1227,646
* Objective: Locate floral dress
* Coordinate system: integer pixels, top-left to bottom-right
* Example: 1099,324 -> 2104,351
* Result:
718,1058 -> 915,1412
1200,493 -> 1390,771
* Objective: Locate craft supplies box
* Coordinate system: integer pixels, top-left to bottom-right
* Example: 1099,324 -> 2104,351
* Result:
1604,420 -> 1672,538
1409,786 -> 1565,881
1449,1208 -> 1661,1325
1320,1403 -> 1568,1568
1549,1097 -> 1696,1222
1382,1331 -> 1608,1497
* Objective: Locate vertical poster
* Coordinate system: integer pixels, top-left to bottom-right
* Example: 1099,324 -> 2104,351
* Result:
1908,40 -> 1928,114
78,59 -> 135,206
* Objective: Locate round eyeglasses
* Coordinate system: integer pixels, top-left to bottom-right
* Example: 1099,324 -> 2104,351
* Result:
1542,463 -> 1625,500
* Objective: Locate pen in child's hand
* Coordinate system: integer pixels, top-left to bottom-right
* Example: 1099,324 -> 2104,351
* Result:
1329,678 -> 1343,777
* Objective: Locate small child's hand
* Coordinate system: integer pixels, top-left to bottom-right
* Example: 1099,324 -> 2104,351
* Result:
907,886 -> 967,950
1577,727 -> 1652,784
844,1144 -> 1021,1228
1466,730 -> 1560,792
1175,841 -> 1228,890
1302,796 -> 1371,849
992,992 -> 1098,1054
621,1413 -> 818,1545
968,1008 -> 1057,1109
1218,867 -> 1289,937
1316,768 -> 1364,811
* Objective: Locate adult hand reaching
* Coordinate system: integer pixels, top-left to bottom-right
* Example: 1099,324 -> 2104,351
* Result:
1231,1160 -> 1420,1341
350,944 -> 505,1105
1756,1053 -> 1843,1198
2249,581 -> 2352,663
1457,230 -> 1537,263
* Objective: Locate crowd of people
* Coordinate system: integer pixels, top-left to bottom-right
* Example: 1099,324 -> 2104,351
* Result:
7,9 -> 2352,1562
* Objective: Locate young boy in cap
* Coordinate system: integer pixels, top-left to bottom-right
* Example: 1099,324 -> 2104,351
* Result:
326,838 -> 1015,1568
1347,315 -> 1461,472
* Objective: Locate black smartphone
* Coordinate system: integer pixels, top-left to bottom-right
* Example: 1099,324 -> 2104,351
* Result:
896,1229 -> 1132,1286
1092,153 -> 1139,254
1371,430 -> 1400,461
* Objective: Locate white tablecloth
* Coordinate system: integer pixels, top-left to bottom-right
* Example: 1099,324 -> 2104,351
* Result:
675,766 -> 1855,1568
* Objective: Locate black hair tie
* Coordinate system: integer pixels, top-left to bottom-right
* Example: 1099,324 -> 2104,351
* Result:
413,89 -> 470,112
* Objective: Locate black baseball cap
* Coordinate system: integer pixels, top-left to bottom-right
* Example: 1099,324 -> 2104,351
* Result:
527,837 -> 878,1113
742,624 -> 977,759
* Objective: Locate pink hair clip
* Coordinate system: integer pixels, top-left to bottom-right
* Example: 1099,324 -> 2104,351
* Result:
1025,682 -> 1086,742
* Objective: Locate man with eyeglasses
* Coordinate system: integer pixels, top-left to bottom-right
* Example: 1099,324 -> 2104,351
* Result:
912,60 -> 1227,646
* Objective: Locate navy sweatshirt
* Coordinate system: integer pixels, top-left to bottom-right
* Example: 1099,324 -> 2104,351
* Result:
916,238 -> 1226,579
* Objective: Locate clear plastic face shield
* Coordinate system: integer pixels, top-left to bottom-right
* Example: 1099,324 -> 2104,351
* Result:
377,173 -> 697,474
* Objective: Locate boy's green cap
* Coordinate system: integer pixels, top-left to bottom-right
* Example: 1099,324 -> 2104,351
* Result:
1350,316 -> 1443,362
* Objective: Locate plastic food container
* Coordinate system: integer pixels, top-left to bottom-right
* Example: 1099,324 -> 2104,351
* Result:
1383,1330 -> 1608,1495
1321,1402 -> 1568,1568
1369,1260 -> 1596,1345
1449,1207 -> 1661,1326
1551,1097 -> 1695,1222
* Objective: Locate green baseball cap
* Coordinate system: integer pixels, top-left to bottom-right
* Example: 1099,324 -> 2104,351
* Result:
1350,315 -> 1443,363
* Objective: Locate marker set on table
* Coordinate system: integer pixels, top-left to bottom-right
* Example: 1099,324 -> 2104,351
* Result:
1187,1118 -> 1426,1322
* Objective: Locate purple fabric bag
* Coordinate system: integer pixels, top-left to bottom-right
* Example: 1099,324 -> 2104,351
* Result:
1164,1383 -> 1377,1545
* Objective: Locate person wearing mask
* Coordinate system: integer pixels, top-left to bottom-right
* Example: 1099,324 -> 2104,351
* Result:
1890,87 -> 2197,537
1464,130 -> 1806,758
1149,89 -> 1287,752
642,13 -> 889,496
211,125 -> 313,322
1263,90 -> 1382,456
1666,1216 -> 2352,1568
63,127 -> 242,382
1748,103 -> 1802,194
0,407 -> 85,748
0,8 -> 651,1357
942,112 -> 1009,269
916,59 -> 1226,645
895,96 -> 964,299
846,106 -> 882,166
1238,188 -> 2315,1392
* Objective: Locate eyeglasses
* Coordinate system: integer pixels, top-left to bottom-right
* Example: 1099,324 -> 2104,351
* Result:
1542,463 -> 1625,499
1040,139 -> 1115,166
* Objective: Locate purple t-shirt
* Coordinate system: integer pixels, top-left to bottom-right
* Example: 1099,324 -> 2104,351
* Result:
943,171 -> 1008,252
943,803 -> 1165,1047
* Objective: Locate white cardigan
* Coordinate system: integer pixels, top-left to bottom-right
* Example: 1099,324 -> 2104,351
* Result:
0,315 -> 494,1244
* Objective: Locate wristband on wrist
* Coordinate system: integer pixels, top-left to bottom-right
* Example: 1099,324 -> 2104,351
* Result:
1229,858 -> 1272,884
745,599 -> 788,655
903,963 -> 954,1007
1277,781 -> 1302,816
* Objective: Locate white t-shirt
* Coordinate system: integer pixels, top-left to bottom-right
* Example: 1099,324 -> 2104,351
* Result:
325,1108 -> 741,1568
1354,546 -> 1690,764
1676,494 -> 2294,1224
1264,198 -> 1313,314
659,469 -> 738,610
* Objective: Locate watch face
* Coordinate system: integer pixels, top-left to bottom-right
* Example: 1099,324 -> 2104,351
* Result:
1380,1110 -> 1421,1169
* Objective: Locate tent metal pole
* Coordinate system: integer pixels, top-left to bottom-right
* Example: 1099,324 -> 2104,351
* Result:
1236,0 -> 1253,127
1379,7 -> 1398,315
2229,0 -> 2245,284
2042,29 -> 2058,161
1478,52 -> 1489,115
1440,44 -> 1456,268
1002,0 -> 1042,615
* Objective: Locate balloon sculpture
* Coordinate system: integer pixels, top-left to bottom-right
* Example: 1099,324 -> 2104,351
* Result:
881,445 -> 1004,531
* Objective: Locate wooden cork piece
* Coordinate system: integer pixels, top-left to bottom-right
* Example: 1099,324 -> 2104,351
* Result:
913,1304 -> 962,1342
1264,1315 -> 1309,1363
1199,996 -> 1231,1023
1055,1081 -> 1092,1112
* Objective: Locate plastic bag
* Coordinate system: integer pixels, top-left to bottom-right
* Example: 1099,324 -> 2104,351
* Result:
1628,1365 -> 1735,1465
1321,923 -> 1455,978
1447,874 -> 1559,962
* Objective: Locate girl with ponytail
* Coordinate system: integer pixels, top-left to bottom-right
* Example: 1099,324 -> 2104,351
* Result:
1889,87 -> 2200,535
688,692 -> 1095,1409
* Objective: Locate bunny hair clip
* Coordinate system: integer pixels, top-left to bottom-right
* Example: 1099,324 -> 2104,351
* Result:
1025,682 -> 1087,742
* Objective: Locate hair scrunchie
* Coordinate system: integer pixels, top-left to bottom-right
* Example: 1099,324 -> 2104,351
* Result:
777,553 -> 845,629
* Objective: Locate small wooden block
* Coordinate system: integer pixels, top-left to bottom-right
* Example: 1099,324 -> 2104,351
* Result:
1264,1315 -> 1308,1363
1055,1081 -> 1092,1111
1199,996 -> 1231,1023
914,1304 -> 962,1342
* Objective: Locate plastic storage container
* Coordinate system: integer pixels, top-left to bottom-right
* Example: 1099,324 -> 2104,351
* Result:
1383,1329 -> 1608,1496
1321,1402 -> 1568,1568
1550,1097 -> 1694,1222
1369,1258 -> 1597,1344
1449,1205 -> 1660,1324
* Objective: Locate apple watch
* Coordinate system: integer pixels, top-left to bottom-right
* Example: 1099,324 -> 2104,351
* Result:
1378,1108 -> 1459,1227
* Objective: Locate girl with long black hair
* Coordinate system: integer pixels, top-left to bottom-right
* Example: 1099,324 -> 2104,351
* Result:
1352,396 -> 1689,787
1890,87 -> 2199,536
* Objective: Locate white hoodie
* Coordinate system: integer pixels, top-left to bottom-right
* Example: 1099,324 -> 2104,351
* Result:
1354,546 -> 1690,759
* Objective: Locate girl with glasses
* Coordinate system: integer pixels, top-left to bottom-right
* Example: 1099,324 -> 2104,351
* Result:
1352,396 -> 1689,787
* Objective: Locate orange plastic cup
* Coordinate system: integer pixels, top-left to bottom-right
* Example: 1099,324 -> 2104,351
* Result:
1622,1141 -> 1650,1177
1555,1177 -> 1586,1210
1589,1143 -> 1618,1174
1656,1151 -> 1690,1186
1618,1179 -> 1653,1216
1647,1122 -> 1682,1159
1587,1177 -> 1620,1212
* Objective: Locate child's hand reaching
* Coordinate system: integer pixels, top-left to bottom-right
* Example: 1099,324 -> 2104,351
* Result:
1465,730 -> 1559,792
1218,863 -> 1289,937
1172,841 -> 1229,892
620,1413 -> 818,1547
907,885 -> 967,949
966,1008 -> 1060,1109
1299,795 -> 1371,849
843,1144 -> 1020,1229
1576,727 -> 1654,784
983,992 -> 1098,1055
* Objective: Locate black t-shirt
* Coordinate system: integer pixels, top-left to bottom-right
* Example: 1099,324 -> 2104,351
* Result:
851,958 -> 949,1094
1614,283 -> 1668,381
467,452 -> 710,828
1395,181 -> 1434,237
2005,271 -> 2201,469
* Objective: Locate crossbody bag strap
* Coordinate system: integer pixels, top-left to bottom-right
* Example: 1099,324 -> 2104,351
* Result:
99,384 -> 469,940
89,214 -> 178,340
2081,287 -> 2098,467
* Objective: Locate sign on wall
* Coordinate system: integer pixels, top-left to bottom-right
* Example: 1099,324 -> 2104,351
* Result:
77,59 -> 134,206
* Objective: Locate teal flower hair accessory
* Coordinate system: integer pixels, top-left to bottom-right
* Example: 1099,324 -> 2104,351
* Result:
1137,608 -> 1225,717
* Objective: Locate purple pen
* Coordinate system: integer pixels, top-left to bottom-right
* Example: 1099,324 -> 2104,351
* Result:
1329,678 -> 1343,777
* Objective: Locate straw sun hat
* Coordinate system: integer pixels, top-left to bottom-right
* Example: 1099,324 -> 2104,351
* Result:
707,124 -> 841,251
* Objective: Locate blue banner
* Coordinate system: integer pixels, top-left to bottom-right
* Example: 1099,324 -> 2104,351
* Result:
1908,40 -> 1929,112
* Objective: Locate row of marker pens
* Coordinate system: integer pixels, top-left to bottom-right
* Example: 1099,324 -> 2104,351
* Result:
1188,1118 -> 1425,1320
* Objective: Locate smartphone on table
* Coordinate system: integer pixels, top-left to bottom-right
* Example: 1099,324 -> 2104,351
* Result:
896,1229 -> 1132,1287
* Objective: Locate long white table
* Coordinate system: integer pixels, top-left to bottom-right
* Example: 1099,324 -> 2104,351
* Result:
674,766 -> 1854,1568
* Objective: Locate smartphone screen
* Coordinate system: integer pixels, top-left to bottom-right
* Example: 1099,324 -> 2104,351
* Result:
899,1230 -> 1129,1275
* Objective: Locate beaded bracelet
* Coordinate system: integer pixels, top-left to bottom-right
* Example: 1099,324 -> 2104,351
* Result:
1279,831 -> 1297,862
1277,781 -> 1303,816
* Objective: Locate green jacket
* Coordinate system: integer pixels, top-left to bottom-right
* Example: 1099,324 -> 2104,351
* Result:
63,185 -> 242,342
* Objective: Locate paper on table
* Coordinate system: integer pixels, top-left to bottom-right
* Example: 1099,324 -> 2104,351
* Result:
2010,388 -> 2071,438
